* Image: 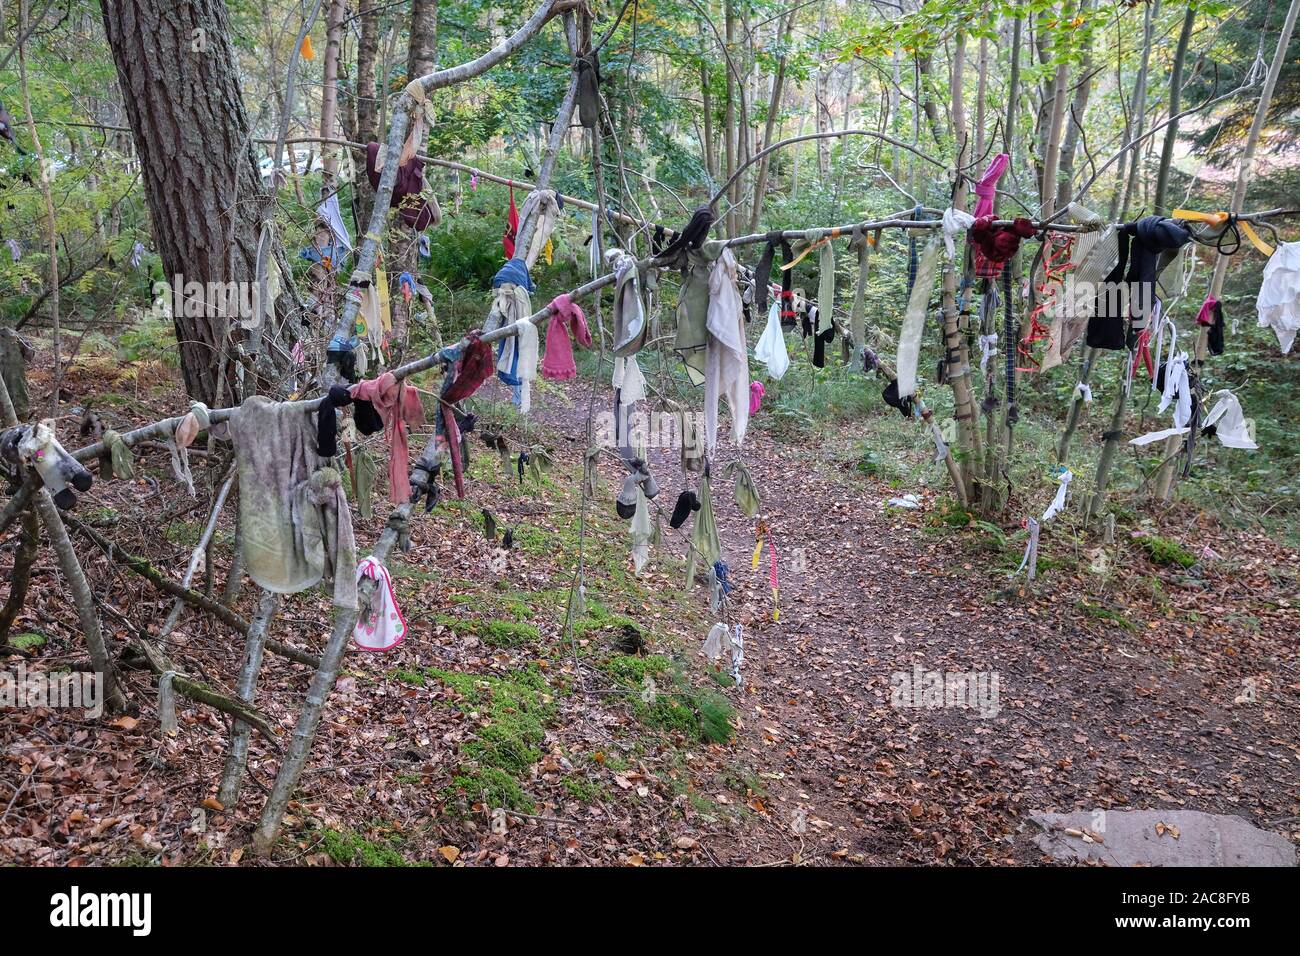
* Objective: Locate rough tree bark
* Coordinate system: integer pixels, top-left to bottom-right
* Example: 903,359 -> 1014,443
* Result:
388,0 -> 440,361
100,0 -> 293,406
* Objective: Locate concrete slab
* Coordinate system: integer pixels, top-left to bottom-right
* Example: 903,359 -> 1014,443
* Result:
1030,809 -> 1296,867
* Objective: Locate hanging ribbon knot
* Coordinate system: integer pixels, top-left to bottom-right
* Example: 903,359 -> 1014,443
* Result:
1173,209 -> 1274,257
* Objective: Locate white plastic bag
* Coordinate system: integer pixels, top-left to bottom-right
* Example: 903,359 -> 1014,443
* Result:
754,302 -> 790,380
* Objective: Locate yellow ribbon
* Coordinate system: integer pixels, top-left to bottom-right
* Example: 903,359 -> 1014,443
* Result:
780,229 -> 842,270
1173,209 -> 1274,257
752,537 -> 763,570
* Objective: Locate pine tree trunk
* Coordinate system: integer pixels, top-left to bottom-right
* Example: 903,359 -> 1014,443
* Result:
100,0 -> 286,406
389,0 -> 439,361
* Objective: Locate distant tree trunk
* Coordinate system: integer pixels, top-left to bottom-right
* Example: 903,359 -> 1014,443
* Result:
352,0 -> 381,229
319,0 -> 347,182
1113,0 -> 1157,221
406,0 -> 438,80
701,57 -> 716,182
0,328 -> 30,421
1054,0 -> 1097,211
943,31 -> 982,499
18,0 -> 61,413
101,0 -> 290,406
748,7 -> 796,232
724,0 -> 738,233
388,0 -> 438,361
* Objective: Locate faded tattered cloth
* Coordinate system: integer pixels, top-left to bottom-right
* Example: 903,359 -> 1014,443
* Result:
674,244 -> 717,384
517,189 -> 560,270
227,397 -> 357,608
541,294 -> 592,380
705,247 -> 750,453
608,248 -> 649,355
1202,390 -> 1258,450
896,238 -> 941,399
816,236 -> 835,334
630,487 -> 653,575
686,473 -> 722,589
350,372 -> 425,504
496,319 -> 539,413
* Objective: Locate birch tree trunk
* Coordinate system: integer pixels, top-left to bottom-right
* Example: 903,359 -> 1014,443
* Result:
319,0 -> 347,181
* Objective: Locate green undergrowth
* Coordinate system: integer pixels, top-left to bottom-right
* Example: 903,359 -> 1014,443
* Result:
421,664 -> 556,815
6,632 -> 47,651
1136,533 -> 1198,569
598,649 -> 735,745
313,822 -> 430,867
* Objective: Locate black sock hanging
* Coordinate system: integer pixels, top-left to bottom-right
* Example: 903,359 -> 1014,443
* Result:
754,231 -> 783,313
779,241 -> 796,329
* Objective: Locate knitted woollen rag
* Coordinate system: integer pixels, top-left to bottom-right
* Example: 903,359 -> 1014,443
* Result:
753,233 -> 781,313
969,216 -> 1036,278
896,238 -> 941,399
316,384 -> 354,458
1087,216 -> 1192,350
973,153 -> 1010,218
971,153 -> 1010,275
541,294 -> 592,380
349,372 -> 424,504
812,324 -> 835,369
686,473 -> 722,589
435,337 -> 492,499
669,489 -> 700,529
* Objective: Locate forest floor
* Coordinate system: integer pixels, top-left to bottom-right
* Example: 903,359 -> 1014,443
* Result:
1,353 -> 1297,866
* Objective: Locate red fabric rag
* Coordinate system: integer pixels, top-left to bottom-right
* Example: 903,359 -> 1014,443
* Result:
540,294 -> 592,380
349,372 -> 424,503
